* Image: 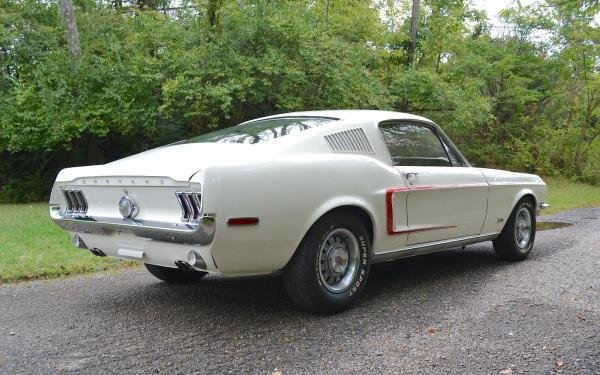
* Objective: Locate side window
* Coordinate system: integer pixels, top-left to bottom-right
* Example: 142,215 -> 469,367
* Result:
379,122 -> 451,167
440,137 -> 467,167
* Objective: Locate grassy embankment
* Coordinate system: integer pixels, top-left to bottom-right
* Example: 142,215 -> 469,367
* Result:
0,177 -> 599,283
542,177 -> 600,214
0,203 -> 136,283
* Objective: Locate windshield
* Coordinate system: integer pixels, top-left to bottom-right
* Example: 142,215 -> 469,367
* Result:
183,117 -> 338,144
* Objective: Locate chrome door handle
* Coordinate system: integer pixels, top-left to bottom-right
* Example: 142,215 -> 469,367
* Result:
402,172 -> 419,179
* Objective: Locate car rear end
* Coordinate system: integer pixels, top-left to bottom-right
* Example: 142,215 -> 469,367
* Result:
49,170 -> 220,274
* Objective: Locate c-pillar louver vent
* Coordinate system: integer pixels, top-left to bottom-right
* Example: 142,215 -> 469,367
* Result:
324,128 -> 374,153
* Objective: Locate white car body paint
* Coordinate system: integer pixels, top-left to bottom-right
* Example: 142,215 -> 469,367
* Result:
50,110 -> 548,276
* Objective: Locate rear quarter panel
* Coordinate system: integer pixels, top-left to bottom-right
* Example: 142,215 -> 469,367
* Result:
207,153 -> 402,276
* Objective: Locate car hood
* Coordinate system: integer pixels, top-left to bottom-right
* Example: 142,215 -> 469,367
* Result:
55,143 -> 256,182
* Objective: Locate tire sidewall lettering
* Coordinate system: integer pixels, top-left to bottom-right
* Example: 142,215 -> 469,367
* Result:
314,224 -> 370,297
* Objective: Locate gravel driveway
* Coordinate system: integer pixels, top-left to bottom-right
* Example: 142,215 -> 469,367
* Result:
1,208 -> 599,374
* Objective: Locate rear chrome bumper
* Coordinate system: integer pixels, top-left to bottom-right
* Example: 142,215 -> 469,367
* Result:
50,206 -> 216,245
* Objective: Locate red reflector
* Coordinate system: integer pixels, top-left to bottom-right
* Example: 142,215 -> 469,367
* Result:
227,217 -> 259,226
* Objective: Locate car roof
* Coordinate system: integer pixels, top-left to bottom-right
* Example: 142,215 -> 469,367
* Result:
238,110 -> 433,125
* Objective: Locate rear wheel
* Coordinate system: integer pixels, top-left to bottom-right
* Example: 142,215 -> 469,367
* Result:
283,211 -> 371,314
493,198 -> 536,261
144,264 -> 207,283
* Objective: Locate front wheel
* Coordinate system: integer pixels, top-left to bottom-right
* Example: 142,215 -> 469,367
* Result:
144,264 -> 207,283
283,211 -> 371,314
493,198 -> 536,261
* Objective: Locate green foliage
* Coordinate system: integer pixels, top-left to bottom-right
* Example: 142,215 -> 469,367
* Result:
159,1 -> 388,131
0,0 -> 599,203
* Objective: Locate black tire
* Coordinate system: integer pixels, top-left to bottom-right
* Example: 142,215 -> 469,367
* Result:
144,264 -> 207,283
283,211 -> 371,314
493,198 -> 536,261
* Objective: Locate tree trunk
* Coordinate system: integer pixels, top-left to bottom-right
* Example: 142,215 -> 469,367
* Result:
207,0 -> 222,28
137,0 -> 157,10
408,0 -> 420,67
59,0 -> 81,59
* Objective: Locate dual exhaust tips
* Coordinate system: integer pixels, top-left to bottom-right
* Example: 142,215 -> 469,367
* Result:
73,235 -> 206,268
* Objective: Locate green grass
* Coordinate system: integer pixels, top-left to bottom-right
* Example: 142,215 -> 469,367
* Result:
0,203 -> 136,283
544,177 -> 600,214
1,177 -> 599,283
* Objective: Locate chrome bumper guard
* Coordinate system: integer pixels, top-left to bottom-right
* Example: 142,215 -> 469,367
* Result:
50,206 -> 216,245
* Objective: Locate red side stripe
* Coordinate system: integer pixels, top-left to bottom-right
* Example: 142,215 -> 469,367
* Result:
386,182 -> 487,235
409,182 -> 488,191
386,187 -> 409,235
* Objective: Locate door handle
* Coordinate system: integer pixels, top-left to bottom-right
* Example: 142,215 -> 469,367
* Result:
402,172 -> 419,180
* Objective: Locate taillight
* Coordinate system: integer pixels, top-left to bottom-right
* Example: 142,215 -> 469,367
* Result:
175,192 -> 202,222
62,189 -> 88,214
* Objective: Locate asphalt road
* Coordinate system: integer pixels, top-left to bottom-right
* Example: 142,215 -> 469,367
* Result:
1,208 -> 599,374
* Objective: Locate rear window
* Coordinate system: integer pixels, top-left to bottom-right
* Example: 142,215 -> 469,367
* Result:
183,117 -> 338,144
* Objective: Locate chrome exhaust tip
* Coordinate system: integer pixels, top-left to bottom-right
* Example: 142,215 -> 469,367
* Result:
73,235 -> 87,249
187,250 -> 207,270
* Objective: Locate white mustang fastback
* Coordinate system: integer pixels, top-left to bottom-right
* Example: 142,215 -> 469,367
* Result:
50,110 -> 548,313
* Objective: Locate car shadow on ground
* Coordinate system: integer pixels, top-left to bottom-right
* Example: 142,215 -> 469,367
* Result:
86,243 -> 508,324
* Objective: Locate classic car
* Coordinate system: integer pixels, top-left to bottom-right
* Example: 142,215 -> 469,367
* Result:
50,110 -> 548,313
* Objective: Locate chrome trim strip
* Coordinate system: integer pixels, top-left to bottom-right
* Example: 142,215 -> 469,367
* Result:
193,193 -> 203,218
67,190 -> 79,212
376,119 -> 472,168
373,233 -> 499,263
63,190 -> 74,212
62,189 -> 88,214
175,192 -> 186,221
186,192 -> 198,221
180,192 -> 193,220
175,191 -> 203,223
80,191 -> 88,213
50,206 -> 216,245
76,191 -> 87,213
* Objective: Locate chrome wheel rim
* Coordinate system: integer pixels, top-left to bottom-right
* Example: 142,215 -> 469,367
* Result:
515,207 -> 532,250
318,228 -> 360,293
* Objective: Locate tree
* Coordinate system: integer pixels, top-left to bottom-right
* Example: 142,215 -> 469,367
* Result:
1,0 -> 600,203
408,0 -> 420,67
59,0 -> 81,58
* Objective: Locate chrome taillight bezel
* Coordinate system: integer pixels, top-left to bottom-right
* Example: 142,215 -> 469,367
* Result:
175,192 -> 202,223
62,189 -> 88,214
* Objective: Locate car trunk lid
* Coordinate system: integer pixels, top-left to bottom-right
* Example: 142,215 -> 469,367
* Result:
55,143 -> 254,182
